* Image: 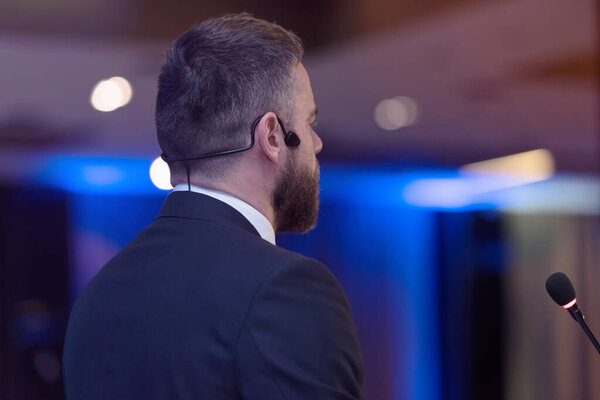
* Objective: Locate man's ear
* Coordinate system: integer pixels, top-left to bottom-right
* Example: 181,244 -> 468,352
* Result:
255,112 -> 284,164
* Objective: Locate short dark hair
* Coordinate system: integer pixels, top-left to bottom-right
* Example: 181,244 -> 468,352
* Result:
155,13 -> 304,178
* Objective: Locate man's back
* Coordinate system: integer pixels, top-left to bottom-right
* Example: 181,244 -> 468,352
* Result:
63,192 -> 364,399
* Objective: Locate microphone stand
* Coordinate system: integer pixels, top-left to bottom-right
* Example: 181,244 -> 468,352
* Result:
568,305 -> 600,355
579,320 -> 600,355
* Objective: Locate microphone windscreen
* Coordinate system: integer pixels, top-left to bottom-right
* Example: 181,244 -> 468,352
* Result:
546,272 -> 576,306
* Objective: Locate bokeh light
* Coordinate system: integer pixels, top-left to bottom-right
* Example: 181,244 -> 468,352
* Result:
90,77 -> 133,112
149,157 -> 172,190
373,96 -> 419,130
109,77 -> 133,106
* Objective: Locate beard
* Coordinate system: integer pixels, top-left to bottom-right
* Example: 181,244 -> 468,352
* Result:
273,153 -> 320,234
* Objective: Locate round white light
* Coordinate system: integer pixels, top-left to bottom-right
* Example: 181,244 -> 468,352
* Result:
90,77 -> 133,112
90,80 -> 122,112
149,157 -> 172,190
108,76 -> 133,106
374,96 -> 419,130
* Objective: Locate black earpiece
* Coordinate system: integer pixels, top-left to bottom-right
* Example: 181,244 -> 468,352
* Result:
284,131 -> 300,147
276,117 -> 300,147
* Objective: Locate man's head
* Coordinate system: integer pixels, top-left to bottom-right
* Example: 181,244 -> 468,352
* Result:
155,14 -> 322,233
156,13 -> 303,178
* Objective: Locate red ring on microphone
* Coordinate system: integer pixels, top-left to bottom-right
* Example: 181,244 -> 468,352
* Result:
562,298 -> 577,309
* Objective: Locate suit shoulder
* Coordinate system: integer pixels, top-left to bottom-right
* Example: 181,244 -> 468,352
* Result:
230,234 -> 323,273
251,249 -> 351,316
267,253 -> 339,287
236,248 -> 364,398
251,242 -> 340,285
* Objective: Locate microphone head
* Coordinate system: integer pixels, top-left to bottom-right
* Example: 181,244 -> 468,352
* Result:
546,272 -> 576,308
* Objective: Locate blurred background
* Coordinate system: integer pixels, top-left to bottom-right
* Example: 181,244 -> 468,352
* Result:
0,0 -> 599,399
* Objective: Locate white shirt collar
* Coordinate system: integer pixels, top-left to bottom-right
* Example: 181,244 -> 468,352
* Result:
172,184 -> 276,245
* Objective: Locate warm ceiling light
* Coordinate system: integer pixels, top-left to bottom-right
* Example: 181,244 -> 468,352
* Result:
403,149 -> 556,209
374,96 -> 419,130
149,157 -> 172,190
460,149 -> 555,181
90,77 -> 133,112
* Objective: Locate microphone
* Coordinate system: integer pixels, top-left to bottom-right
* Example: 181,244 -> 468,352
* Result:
546,272 -> 600,355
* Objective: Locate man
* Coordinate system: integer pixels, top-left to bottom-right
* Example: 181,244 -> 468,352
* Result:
63,13 -> 364,400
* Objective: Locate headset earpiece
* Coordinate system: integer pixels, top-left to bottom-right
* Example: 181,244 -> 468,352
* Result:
284,131 -> 300,147
276,117 -> 301,148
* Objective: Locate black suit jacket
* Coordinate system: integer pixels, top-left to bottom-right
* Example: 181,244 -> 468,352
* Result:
63,191 -> 364,399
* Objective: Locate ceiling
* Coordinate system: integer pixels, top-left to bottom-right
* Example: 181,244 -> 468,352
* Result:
0,0 -> 597,177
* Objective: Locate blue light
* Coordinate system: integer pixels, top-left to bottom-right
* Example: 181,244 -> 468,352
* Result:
36,156 -> 163,195
319,167 -> 498,211
319,166 -> 596,213
33,158 -> 599,214
81,165 -> 125,186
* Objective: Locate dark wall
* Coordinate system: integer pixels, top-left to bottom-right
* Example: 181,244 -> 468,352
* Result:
0,186 -> 69,400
